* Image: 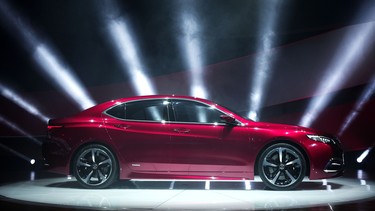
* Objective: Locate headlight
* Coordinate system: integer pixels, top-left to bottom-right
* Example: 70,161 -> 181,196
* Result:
307,135 -> 334,144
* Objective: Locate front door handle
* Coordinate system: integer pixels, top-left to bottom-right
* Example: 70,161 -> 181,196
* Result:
173,128 -> 190,134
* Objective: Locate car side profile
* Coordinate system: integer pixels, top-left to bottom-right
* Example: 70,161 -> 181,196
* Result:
43,95 -> 344,190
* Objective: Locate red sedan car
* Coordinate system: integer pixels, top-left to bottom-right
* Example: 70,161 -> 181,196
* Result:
44,95 -> 344,190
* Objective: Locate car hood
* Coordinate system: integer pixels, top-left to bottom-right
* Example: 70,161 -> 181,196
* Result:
247,121 -> 320,134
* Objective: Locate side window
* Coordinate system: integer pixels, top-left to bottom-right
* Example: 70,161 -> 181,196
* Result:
172,100 -> 223,124
105,100 -> 168,121
125,100 -> 167,121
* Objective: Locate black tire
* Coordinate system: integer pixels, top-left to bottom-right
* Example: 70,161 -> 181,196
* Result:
258,143 -> 306,190
72,144 -> 118,189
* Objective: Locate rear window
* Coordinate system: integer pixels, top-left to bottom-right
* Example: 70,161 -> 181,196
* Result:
105,103 -> 126,119
105,100 -> 168,121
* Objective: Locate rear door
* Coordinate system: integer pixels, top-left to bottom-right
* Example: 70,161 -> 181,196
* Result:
103,99 -> 172,172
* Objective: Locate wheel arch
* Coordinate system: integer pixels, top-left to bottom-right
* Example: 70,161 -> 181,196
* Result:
254,139 -> 310,177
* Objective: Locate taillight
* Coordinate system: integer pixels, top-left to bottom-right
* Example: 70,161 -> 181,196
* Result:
47,125 -> 63,130
47,125 -> 63,138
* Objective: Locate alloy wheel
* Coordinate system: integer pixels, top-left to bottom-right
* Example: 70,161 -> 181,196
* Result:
259,143 -> 306,190
74,144 -> 117,188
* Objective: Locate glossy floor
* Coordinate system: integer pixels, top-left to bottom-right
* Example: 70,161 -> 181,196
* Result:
1,170 -> 375,210
1,147 -> 375,210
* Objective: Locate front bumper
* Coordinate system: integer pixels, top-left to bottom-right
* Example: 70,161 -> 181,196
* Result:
324,136 -> 345,175
308,136 -> 345,179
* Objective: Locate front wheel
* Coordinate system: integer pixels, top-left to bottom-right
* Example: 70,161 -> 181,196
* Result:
72,144 -> 118,189
258,143 -> 306,190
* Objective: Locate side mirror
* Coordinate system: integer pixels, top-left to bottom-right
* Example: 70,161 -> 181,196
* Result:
220,115 -> 236,125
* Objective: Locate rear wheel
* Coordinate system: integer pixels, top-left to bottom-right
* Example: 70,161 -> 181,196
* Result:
258,143 -> 306,190
73,144 -> 118,189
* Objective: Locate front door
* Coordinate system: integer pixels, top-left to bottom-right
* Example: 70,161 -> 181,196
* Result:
168,99 -> 252,178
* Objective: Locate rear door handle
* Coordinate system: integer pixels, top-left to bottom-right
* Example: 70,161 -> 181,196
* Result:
113,124 -> 130,129
173,128 -> 190,134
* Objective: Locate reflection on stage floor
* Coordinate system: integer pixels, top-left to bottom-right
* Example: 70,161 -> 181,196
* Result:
0,170 -> 375,210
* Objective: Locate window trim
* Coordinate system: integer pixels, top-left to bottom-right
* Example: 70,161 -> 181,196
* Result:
102,97 -> 243,126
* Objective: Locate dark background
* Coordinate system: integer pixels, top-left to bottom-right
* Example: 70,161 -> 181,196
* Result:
0,0 -> 374,156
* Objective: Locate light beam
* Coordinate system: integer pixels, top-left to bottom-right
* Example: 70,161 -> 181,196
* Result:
101,0 -> 155,96
33,44 -> 95,109
0,114 -> 41,145
338,75 -> 375,136
0,1 -> 95,110
178,1 -> 207,98
0,82 -> 49,122
300,21 -> 375,127
248,0 -> 281,121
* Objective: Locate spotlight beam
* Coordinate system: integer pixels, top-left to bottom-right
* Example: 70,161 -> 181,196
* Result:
338,75 -> 375,136
101,0 -> 155,96
180,6 -> 207,98
0,114 -> 42,146
0,1 -> 95,110
300,21 -> 375,127
33,45 -> 95,110
0,82 -> 49,122
248,0 -> 281,121
107,19 -> 155,96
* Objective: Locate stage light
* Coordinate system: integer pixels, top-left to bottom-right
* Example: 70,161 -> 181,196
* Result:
0,114 -> 42,145
30,171 -> 35,181
101,0 -> 155,96
0,82 -> 49,122
0,1 -> 95,110
338,75 -> 375,136
357,147 -> 373,163
205,180 -> 210,190
244,180 -> 251,190
179,2 -> 207,98
0,143 -> 35,165
169,181 -> 175,189
299,21 -> 375,127
357,169 -> 364,179
248,0 -> 281,121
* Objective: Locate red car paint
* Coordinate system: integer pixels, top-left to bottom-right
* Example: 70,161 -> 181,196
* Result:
43,95 -> 344,186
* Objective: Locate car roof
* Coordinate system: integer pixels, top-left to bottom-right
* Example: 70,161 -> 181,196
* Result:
79,95 -> 216,116
115,95 -> 211,103
64,95 -> 250,124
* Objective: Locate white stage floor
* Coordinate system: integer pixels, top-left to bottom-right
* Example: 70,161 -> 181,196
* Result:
1,174 -> 375,210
